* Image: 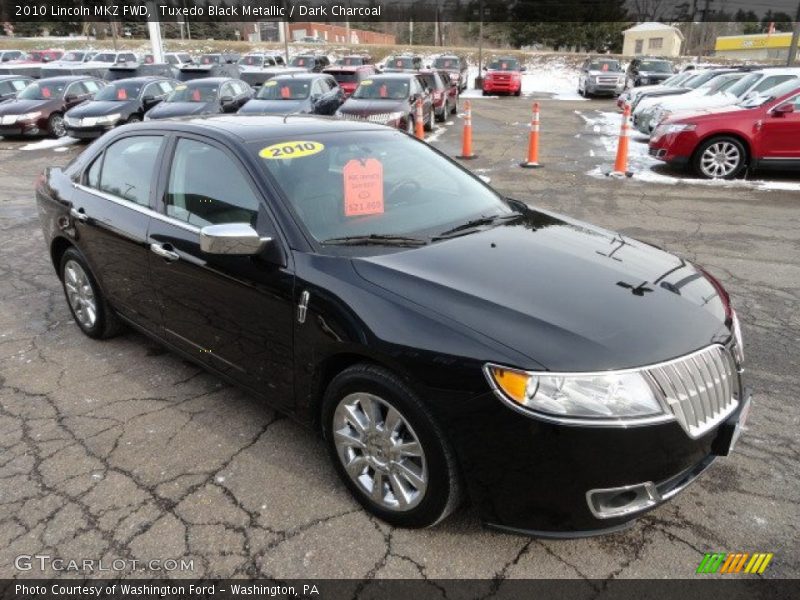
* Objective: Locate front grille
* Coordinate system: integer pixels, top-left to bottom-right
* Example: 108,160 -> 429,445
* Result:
646,345 -> 740,438
336,112 -> 396,124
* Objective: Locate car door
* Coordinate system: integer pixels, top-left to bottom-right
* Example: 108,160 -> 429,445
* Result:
147,134 -> 295,406
759,94 -> 800,160
69,134 -> 166,330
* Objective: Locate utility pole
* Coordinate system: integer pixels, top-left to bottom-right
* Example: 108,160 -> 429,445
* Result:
788,3 -> 800,66
146,2 -> 164,64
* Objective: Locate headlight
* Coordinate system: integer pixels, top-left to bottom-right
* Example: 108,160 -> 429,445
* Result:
485,364 -> 665,422
381,111 -> 404,124
731,309 -> 744,365
96,113 -> 121,124
660,123 -> 696,134
19,111 -> 42,121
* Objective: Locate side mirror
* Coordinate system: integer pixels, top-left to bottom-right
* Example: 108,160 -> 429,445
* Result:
200,223 -> 270,255
772,102 -> 795,116
65,94 -> 78,103
142,94 -> 155,104
220,95 -> 234,107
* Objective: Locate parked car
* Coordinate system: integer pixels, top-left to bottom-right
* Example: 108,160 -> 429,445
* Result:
336,73 -> 433,134
83,50 -> 139,69
432,55 -> 468,92
238,73 -> 344,116
0,50 -> 25,63
145,78 -> 252,120
65,77 -> 177,139
289,54 -> 331,73
577,57 -> 625,98
625,57 -> 675,88
238,53 -> 284,69
324,64 -> 377,98
649,79 -> 800,178
177,62 -> 242,82
0,75 -> 34,103
631,69 -> 737,117
336,55 -> 373,67
197,53 -> 241,65
418,69 -> 457,121
50,50 -> 97,65
14,49 -> 64,64
103,61 -> 177,82
617,71 -> 697,109
156,52 -> 194,68
641,69 -> 800,135
0,76 -> 104,137
0,50 -> 67,78
383,55 -> 423,72
483,57 -> 525,96
36,114 -> 749,535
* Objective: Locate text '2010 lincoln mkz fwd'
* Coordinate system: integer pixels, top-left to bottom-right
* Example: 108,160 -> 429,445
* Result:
35,115 -> 749,536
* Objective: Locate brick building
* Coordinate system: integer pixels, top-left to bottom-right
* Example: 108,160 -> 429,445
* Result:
234,22 -> 395,45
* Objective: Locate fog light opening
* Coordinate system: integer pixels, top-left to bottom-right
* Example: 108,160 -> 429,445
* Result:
587,482 -> 660,519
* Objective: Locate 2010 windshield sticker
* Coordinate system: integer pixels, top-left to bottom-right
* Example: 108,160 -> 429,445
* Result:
259,141 -> 325,160
264,80 -> 278,87
343,159 -> 384,217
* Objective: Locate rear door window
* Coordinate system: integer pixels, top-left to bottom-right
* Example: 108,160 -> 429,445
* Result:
96,136 -> 164,206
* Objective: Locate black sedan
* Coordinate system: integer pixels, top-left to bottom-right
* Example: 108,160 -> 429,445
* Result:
0,76 -> 104,138
145,78 -> 252,120
36,116 -> 749,536
65,77 -> 177,139
336,73 -> 433,134
238,73 -> 344,116
0,74 -> 33,103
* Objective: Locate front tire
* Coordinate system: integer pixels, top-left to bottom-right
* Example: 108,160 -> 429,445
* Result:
322,364 -> 462,528
692,136 -> 747,179
48,113 -> 66,138
60,247 -> 124,339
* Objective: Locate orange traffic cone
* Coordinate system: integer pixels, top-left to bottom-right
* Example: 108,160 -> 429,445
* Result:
520,102 -> 542,168
457,100 -> 476,159
415,98 -> 425,140
608,104 -> 633,178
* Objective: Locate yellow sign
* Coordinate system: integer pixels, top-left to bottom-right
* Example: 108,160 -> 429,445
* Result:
259,141 -> 325,160
715,33 -> 794,51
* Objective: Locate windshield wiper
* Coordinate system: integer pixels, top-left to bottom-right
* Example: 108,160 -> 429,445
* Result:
320,234 -> 428,247
432,213 -> 522,240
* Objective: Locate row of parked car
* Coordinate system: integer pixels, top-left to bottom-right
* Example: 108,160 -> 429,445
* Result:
0,60 -> 461,139
614,65 -> 800,179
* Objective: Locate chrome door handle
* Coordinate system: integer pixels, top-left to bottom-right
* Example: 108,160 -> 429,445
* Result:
69,207 -> 89,222
150,243 -> 180,262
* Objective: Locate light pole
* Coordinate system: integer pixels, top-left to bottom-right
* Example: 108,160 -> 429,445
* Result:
788,3 -> 800,66
146,2 -> 164,63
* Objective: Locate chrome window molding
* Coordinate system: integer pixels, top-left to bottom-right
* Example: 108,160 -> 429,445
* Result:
484,343 -> 740,433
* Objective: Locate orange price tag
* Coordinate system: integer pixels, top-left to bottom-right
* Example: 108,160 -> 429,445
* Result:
602,63 -> 609,71
343,159 -> 384,217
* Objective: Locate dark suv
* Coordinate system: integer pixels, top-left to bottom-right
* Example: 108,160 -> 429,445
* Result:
289,54 -> 331,73
432,55 -> 468,92
626,57 -> 675,88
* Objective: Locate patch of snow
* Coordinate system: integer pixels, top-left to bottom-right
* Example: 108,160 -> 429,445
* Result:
21,137 -> 78,151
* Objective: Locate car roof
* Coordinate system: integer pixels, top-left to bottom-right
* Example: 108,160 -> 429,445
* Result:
142,115 -> 388,143
272,73 -> 327,81
108,76 -> 170,83
367,73 -> 417,81
181,77 -> 235,85
0,74 -> 32,81
36,76 -> 98,84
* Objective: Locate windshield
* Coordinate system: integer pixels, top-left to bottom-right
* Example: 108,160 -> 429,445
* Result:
291,56 -> 315,68
94,81 -> 143,101
339,57 -> 365,66
726,73 -> 761,97
684,71 -> 719,89
738,78 -> 800,107
488,58 -> 520,71
386,57 -> 418,70
419,73 -> 440,89
588,59 -> 621,72
353,79 -> 409,100
167,84 -> 217,103
254,130 -> 511,244
18,82 -> 65,100
433,57 -> 460,69
239,55 -> 264,67
199,55 -> 220,65
61,51 -> 86,62
92,53 -> 117,63
639,60 -> 672,73
256,79 -> 310,100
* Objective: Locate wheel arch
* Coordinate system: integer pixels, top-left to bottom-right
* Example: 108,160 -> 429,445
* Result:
692,131 -> 753,166
50,235 -> 75,275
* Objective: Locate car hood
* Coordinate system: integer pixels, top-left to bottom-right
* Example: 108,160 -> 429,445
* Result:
351,209 -> 730,372
68,100 -> 136,117
338,98 -> 407,115
0,98 -> 55,115
239,98 -> 307,114
667,103 -> 750,123
147,101 -> 217,119
639,71 -> 673,79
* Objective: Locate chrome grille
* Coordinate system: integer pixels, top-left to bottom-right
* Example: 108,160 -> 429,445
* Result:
646,345 -> 740,438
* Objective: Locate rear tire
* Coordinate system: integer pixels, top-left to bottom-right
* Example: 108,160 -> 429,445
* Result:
48,113 -> 66,138
692,136 -> 747,180
424,110 -> 433,132
59,247 -> 124,339
322,364 -> 462,528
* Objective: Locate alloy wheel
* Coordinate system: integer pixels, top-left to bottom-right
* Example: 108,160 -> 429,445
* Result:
63,259 -> 97,329
700,141 -> 741,178
332,392 -> 428,511
50,115 -> 66,138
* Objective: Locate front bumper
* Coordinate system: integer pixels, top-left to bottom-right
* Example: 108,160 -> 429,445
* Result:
440,384 -> 750,537
0,120 -> 43,136
65,124 -> 115,139
483,79 -> 521,94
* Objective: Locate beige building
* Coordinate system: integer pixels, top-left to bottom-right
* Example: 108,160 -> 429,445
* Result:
623,22 -> 684,57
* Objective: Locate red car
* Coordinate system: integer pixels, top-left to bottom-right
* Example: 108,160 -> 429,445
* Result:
10,49 -> 64,64
418,69 -> 458,121
482,56 -> 524,96
323,64 -> 375,98
649,79 -> 800,179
